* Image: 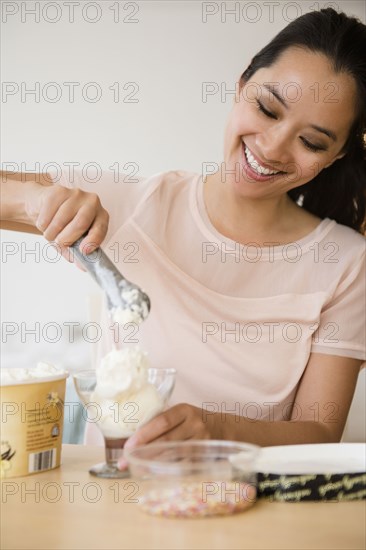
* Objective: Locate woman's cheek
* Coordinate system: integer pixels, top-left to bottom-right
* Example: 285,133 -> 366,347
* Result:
301,158 -> 324,183
233,102 -> 258,133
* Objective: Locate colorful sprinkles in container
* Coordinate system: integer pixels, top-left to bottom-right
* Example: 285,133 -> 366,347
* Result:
138,481 -> 257,518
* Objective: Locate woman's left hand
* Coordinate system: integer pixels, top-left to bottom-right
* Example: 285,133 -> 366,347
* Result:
118,404 -> 219,469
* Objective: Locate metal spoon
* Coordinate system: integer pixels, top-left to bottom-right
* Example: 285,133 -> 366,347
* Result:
70,235 -> 150,324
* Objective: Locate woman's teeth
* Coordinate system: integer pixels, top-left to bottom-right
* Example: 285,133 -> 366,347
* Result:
244,144 -> 281,176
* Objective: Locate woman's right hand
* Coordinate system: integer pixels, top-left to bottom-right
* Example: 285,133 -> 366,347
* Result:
25,182 -> 110,263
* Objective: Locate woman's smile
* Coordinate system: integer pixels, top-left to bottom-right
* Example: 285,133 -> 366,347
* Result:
241,142 -> 287,181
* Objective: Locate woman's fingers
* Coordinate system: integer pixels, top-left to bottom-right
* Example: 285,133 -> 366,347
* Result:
50,205 -> 96,247
73,211 -> 109,254
33,186 -> 109,260
118,405 -> 212,471
117,414 -> 184,470
118,426 -> 191,471
54,208 -> 109,256
35,186 -> 71,234
42,202 -> 85,243
124,405 -> 210,449
124,406 -> 188,449
42,192 -> 96,243
152,413 -> 211,443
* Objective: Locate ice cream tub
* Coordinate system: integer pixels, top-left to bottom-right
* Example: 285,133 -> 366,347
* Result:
0,363 -> 69,478
232,443 -> 366,501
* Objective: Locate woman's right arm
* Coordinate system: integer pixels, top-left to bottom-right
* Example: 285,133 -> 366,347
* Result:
0,170 -> 109,255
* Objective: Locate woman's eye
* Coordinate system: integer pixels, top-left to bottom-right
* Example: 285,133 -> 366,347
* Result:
256,100 -> 326,153
256,100 -> 277,119
301,138 -> 325,153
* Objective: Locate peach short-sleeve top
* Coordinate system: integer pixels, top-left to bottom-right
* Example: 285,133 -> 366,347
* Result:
50,168 -> 365,443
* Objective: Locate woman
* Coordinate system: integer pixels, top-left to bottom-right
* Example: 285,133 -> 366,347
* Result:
1,8 -> 365,455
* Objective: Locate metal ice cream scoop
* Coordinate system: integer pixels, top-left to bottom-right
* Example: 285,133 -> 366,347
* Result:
70,235 -> 150,323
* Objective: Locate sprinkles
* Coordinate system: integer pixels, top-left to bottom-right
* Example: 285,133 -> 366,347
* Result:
138,481 -> 257,518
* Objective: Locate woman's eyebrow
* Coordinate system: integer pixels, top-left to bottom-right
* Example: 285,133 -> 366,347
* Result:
262,84 -> 289,109
310,125 -> 337,141
262,84 -> 337,141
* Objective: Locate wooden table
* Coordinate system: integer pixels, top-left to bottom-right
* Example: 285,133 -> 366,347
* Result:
1,444 -> 365,550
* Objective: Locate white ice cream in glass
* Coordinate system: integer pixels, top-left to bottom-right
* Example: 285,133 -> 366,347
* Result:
73,346 -> 176,478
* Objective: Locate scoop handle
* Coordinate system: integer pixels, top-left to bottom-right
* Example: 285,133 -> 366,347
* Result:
69,234 -> 151,320
70,235 -> 120,282
69,235 -> 124,308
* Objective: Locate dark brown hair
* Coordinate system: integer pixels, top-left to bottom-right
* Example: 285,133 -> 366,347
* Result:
240,8 -> 366,234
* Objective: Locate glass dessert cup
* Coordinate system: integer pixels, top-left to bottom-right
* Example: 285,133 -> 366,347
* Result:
73,367 -> 176,478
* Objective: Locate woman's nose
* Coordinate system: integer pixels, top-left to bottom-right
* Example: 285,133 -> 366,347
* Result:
256,128 -> 292,167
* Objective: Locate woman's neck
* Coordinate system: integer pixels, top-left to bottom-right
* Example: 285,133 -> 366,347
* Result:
203,172 -> 320,246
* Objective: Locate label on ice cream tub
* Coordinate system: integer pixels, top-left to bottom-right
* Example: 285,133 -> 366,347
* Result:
0,365 -> 68,478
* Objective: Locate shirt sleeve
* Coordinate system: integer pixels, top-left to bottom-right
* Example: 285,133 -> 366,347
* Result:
311,249 -> 366,361
46,165 -> 153,244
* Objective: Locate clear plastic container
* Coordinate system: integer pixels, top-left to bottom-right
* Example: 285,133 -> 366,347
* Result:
124,440 -> 259,518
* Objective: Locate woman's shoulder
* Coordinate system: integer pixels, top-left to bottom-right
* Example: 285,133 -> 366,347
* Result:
294,205 -> 365,253
326,218 -> 366,253
315,218 -> 365,278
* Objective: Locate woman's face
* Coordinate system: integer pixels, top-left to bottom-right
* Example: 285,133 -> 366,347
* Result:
223,46 -> 357,199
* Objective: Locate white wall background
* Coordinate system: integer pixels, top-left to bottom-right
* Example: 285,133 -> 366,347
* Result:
1,0 -> 365,441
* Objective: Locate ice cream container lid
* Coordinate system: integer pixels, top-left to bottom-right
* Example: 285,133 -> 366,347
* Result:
231,443 -> 366,501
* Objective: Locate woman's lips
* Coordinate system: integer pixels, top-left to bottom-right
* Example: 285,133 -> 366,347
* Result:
241,143 -> 285,182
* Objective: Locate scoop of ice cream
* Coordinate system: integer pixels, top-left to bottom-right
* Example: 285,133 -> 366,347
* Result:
90,346 -> 166,438
95,348 -> 148,399
125,384 -> 164,427
112,287 -> 149,326
92,384 -> 164,438
112,307 -> 144,326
